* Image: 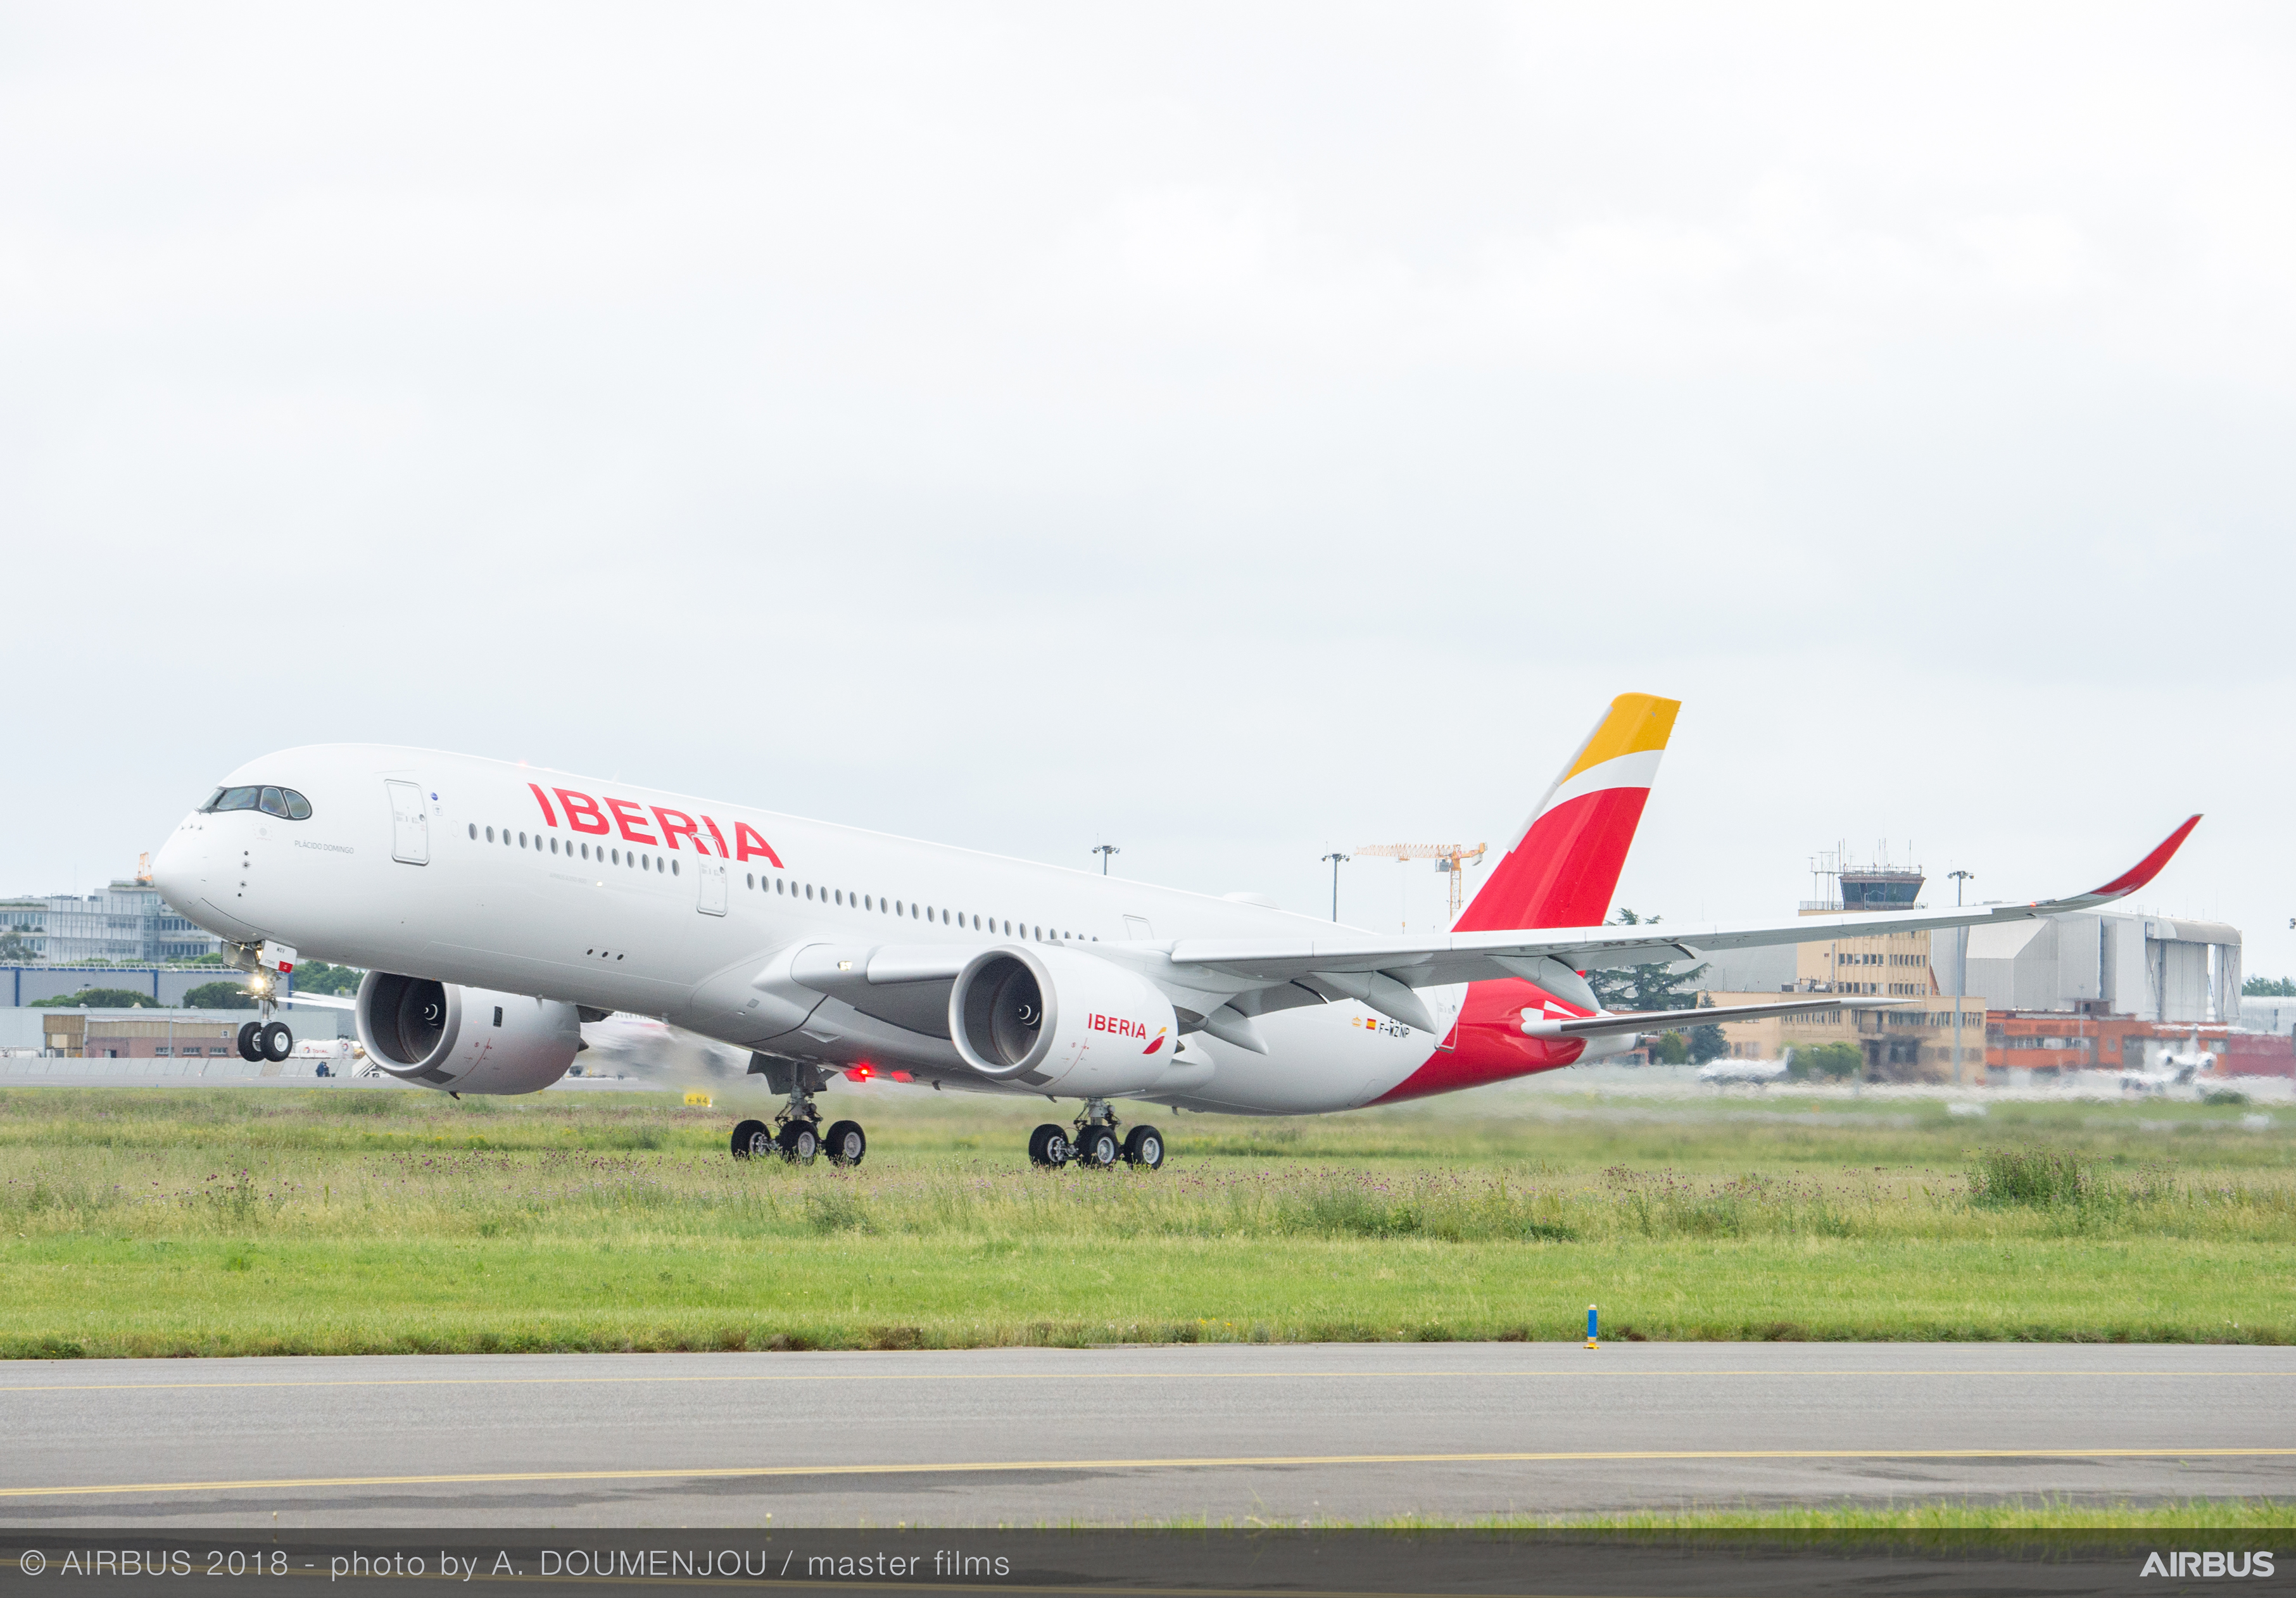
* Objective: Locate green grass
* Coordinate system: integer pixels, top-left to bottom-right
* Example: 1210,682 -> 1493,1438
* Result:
1157,1497 -> 2296,1529
1,1084 -> 2291,1357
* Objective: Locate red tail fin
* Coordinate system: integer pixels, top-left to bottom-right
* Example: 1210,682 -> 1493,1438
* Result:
1454,693 -> 1679,933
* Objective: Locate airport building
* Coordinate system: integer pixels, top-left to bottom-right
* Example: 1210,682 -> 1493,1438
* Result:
0,879 -> 224,964
0,1005 -> 355,1057
1694,846 -> 2252,1081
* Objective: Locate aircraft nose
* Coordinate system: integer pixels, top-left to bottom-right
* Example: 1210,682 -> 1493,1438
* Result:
149,828 -> 202,907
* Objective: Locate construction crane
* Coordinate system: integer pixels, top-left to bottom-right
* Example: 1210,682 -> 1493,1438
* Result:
1354,842 -> 1487,924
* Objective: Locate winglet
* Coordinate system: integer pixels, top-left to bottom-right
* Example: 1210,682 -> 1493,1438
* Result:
2081,815 -> 2202,902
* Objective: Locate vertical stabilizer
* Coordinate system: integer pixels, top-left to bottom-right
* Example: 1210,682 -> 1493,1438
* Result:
1453,693 -> 1679,932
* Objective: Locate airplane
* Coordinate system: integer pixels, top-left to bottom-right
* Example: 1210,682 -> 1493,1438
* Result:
1696,1057 -> 1791,1086
2121,1030 -> 2216,1095
148,693 -> 2200,1171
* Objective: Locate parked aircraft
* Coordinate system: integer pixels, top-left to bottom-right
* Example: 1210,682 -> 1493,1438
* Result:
1696,1057 -> 1791,1086
149,694 -> 2197,1169
2121,1031 -> 2216,1094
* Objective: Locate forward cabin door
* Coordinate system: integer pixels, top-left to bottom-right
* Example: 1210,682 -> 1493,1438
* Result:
386,781 -> 429,865
697,857 -> 728,916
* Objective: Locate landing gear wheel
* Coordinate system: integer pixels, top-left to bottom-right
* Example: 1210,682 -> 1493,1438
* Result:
235,1021 -> 263,1062
1073,1124 -> 1120,1169
777,1120 -> 820,1164
259,1021 -> 293,1062
730,1119 -> 773,1160
824,1120 -> 867,1167
1028,1123 -> 1072,1168
1122,1124 -> 1165,1170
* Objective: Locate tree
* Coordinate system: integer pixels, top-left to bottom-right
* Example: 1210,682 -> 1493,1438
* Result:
1788,1041 -> 1864,1079
29,987 -> 160,1009
1686,993 -> 1731,1064
0,930 -> 39,962
2243,975 -> 2296,997
1651,1030 -> 1691,1065
181,981 -> 258,1010
289,960 -> 365,997
1586,908 -> 1709,1012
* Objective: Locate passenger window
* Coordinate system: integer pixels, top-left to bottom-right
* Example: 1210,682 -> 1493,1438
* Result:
486,827 -> 495,843
671,860 -> 679,876
805,884 -> 814,900
469,824 -> 477,840
519,833 -> 527,848
580,843 -> 589,860
610,849 -> 620,865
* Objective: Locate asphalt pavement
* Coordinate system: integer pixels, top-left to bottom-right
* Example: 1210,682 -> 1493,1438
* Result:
1,1342 -> 2288,1526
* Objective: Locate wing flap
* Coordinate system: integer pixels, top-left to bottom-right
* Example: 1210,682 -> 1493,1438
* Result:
1522,995 -> 1891,1039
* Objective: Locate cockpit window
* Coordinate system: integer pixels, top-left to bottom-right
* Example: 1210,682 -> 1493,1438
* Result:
201,785 -> 312,819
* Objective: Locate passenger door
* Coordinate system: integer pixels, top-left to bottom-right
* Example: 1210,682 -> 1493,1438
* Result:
696,857 -> 728,916
386,781 -> 429,865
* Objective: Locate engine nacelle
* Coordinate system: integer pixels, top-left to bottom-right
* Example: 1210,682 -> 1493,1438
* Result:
950,945 -> 1178,1097
355,971 -> 581,1095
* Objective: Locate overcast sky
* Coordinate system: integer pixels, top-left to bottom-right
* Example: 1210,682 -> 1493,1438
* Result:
5,4 -> 2292,971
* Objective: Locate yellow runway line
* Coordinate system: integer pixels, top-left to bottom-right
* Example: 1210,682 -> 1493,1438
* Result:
5,1446 -> 2295,1499
3,1366 -> 2288,1396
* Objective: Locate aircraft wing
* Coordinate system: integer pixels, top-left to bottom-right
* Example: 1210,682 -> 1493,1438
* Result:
1166,816 -> 2200,988
1144,815 -> 2199,1036
771,818 -> 2197,1054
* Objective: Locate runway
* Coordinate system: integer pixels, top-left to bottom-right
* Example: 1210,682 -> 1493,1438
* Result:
2,1343 -> 2290,1526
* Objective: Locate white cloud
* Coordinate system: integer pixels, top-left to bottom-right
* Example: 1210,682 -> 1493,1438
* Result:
3,1 -> 2292,972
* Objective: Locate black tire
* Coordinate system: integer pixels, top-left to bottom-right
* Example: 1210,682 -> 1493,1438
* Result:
236,1021 -> 263,1063
730,1119 -> 772,1160
777,1120 -> 819,1164
260,1021 -> 293,1062
1028,1123 -> 1071,1168
824,1119 -> 867,1167
1074,1124 -> 1120,1169
1122,1124 -> 1165,1170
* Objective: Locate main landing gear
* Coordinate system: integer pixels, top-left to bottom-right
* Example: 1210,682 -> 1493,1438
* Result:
730,1073 -> 866,1168
234,1019 -> 293,1064
1029,1100 -> 1164,1172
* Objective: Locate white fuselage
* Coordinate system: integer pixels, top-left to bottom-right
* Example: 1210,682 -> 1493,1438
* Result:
151,745 -> 1517,1114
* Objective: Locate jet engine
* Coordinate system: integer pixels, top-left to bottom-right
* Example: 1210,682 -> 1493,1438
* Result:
355,971 -> 581,1095
949,945 -> 1180,1097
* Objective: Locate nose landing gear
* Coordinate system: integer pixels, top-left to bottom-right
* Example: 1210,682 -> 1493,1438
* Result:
226,941 -> 298,1065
